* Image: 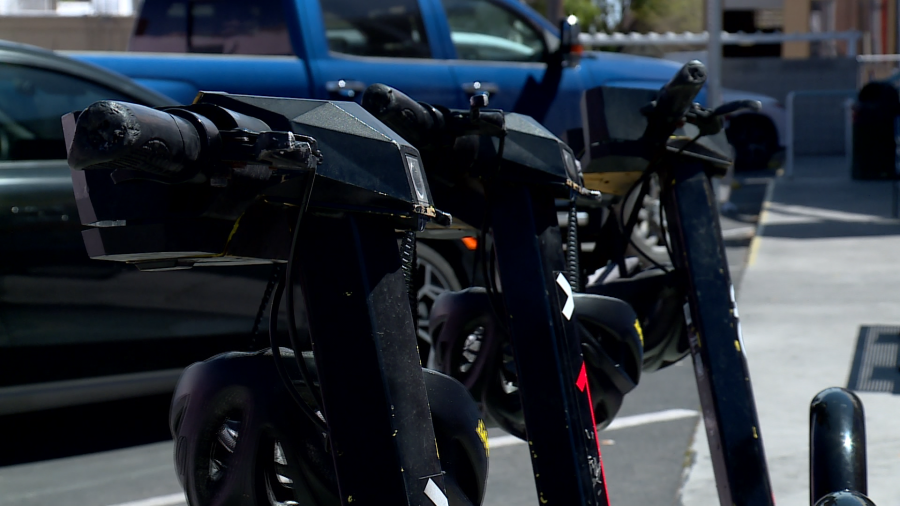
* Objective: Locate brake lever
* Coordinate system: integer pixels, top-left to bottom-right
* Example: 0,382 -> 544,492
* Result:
448,92 -> 506,138
683,99 -> 762,137
683,104 -> 723,137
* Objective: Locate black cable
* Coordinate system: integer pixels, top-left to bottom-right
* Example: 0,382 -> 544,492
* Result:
616,132 -> 703,274
566,190 -> 581,291
268,274 -> 328,433
250,263 -> 283,350
480,211 -> 505,325
285,173 -> 323,412
617,169 -> 667,274
480,135 -> 510,330
399,231 -> 418,329
617,172 -> 671,273
659,188 -> 674,260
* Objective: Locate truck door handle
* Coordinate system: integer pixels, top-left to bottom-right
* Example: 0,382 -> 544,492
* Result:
462,81 -> 499,95
325,80 -> 367,99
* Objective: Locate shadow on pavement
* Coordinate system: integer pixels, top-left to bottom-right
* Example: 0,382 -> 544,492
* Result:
761,221 -> 900,239
760,157 -> 900,239
0,393 -> 173,467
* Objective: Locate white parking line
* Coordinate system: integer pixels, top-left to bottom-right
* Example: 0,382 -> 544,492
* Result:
105,409 -> 699,506
604,408 -> 698,430
488,408 -> 699,449
104,492 -> 185,506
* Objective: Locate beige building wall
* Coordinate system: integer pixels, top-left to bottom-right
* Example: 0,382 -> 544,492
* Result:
0,15 -> 134,51
834,0 -> 863,56
782,0 -> 811,58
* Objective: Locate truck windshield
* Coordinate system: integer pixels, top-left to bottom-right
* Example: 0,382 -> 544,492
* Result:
320,0 -> 431,59
440,0 -> 546,62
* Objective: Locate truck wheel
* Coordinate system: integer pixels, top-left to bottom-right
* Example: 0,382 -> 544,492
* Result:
416,242 -> 462,367
727,115 -> 778,171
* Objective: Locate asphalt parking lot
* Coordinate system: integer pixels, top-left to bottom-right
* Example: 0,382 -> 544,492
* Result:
0,169 -> 775,506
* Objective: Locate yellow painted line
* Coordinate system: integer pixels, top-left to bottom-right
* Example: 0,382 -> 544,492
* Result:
747,177 -> 776,267
747,236 -> 762,267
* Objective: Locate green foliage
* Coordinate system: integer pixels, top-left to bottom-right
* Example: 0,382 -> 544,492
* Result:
565,0 -> 603,27
622,0 -> 703,33
524,0 -> 602,28
524,0 -> 702,33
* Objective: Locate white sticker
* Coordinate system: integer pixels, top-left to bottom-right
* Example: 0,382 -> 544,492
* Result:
729,284 -> 740,318
682,302 -> 693,326
555,273 -> 575,320
730,284 -> 747,356
425,478 -> 449,506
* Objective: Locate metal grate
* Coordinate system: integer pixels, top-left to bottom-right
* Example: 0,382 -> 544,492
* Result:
847,325 -> 900,393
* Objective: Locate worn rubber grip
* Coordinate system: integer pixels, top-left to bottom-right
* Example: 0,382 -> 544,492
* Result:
654,60 -> 707,125
66,100 -> 202,177
361,83 -> 443,148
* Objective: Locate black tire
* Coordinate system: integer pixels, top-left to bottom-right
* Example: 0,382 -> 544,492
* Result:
726,114 -> 778,171
415,242 -> 463,367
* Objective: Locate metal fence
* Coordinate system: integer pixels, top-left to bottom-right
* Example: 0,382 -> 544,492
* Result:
784,90 -> 857,177
579,31 -> 863,57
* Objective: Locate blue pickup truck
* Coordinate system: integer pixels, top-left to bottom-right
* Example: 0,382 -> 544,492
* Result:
70,0 -> 776,144
72,0 -> 783,171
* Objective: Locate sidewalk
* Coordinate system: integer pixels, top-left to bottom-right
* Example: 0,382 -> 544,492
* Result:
682,156 -> 900,506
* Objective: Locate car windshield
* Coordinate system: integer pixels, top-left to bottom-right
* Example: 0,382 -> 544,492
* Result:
0,64 -> 133,160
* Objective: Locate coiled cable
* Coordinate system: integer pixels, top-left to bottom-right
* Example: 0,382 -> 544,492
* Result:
566,190 -> 581,291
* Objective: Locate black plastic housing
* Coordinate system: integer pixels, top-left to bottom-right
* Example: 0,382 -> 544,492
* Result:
62,93 -> 439,269
579,86 -> 733,196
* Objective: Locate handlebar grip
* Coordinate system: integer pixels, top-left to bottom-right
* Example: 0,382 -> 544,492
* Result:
361,84 -> 444,147
653,60 -> 707,126
65,101 -> 202,177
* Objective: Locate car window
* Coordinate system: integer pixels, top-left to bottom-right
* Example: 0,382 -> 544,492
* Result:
320,0 -> 431,59
0,64 -> 132,161
131,0 -> 292,55
440,0 -> 547,62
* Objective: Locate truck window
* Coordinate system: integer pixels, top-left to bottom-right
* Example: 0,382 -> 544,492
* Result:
440,0 -> 546,62
320,0 -> 431,59
131,0 -> 292,55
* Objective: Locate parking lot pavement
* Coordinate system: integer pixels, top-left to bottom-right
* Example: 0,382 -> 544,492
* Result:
682,156 -> 900,506
0,441 -> 182,506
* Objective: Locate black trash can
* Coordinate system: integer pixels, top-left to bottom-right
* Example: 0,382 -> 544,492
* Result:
852,81 -> 900,180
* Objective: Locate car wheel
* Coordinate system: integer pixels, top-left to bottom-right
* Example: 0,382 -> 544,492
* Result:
727,115 -> 777,171
415,242 -> 463,368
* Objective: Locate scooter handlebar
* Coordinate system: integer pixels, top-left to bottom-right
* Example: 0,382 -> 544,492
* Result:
654,60 -> 707,125
361,84 -> 445,148
65,101 -> 203,177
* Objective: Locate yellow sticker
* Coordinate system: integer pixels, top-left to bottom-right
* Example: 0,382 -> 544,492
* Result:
634,319 -> 644,347
477,419 -> 489,457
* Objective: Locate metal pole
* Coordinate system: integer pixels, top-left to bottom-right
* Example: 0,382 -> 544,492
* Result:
786,91 -> 795,178
845,98 -> 854,173
847,33 -> 859,57
894,116 -> 899,218
706,0 -> 723,107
